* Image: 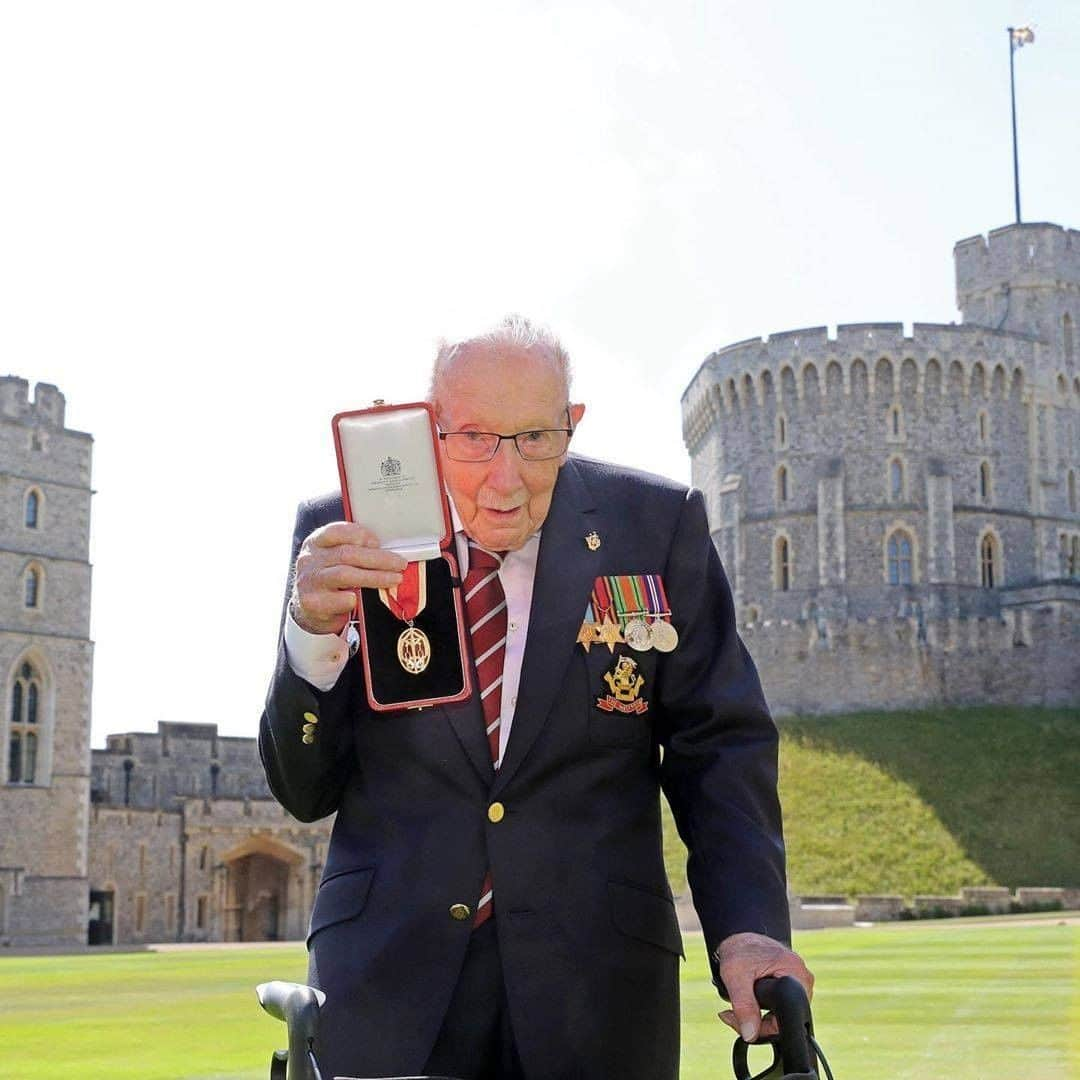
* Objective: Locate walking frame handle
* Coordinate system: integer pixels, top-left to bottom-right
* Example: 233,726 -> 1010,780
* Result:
257,981 -> 326,1080
731,975 -> 820,1080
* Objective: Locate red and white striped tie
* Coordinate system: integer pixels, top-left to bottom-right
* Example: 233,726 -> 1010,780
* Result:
463,541 -> 507,928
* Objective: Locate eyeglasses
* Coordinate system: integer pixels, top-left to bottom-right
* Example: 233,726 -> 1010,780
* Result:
438,408 -> 575,462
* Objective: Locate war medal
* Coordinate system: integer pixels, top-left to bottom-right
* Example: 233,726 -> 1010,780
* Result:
645,574 -> 679,652
618,575 -> 653,652
378,561 -> 432,674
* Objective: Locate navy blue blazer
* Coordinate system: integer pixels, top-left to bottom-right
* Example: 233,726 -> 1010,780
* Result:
259,453 -> 789,1080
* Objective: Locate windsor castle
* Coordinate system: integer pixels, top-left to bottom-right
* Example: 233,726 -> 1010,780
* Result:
682,222 -> 1079,713
2,220 -> 1077,948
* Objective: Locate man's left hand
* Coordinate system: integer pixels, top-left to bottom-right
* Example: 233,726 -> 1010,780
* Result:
714,932 -> 814,1043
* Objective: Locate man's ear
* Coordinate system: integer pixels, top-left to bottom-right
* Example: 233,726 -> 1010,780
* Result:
569,402 -> 586,428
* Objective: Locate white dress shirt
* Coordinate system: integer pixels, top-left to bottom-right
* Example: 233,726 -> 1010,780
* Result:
284,502 -> 539,767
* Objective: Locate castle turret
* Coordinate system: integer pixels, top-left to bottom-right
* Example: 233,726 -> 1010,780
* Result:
955,223 -> 1080,367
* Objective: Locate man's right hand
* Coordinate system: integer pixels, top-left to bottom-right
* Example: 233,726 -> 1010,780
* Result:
290,522 -> 407,636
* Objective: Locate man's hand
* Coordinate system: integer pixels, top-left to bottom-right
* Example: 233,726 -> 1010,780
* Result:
715,932 -> 814,1043
291,522 -> 407,635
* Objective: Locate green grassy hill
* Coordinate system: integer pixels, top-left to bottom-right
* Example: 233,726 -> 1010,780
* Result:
663,706 -> 1080,899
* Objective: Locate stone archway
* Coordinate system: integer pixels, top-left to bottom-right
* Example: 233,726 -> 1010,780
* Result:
219,835 -> 304,942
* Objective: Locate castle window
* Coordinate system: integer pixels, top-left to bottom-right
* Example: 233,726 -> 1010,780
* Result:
887,405 -> 903,439
776,414 -> 788,449
24,490 -> 40,529
165,894 -> 176,933
199,846 -> 209,871
8,662 -> 41,784
196,895 -> 208,930
889,458 -> 904,501
980,533 -> 1001,588
210,762 -> 220,798
978,411 -> 989,443
135,894 -> 146,934
1065,313 -> 1074,364
979,461 -> 992,503
1073,537 -> 1080,577
774,535 -> 792,591
24,567 -> 41,609
1069,470 -> 1077,513
777,465 -> 789,503
886,530 -> 914,585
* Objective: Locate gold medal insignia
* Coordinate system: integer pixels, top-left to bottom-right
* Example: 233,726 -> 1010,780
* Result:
379,561 -> 432,675
397,624 -> 432,674
585,530 -> 601,551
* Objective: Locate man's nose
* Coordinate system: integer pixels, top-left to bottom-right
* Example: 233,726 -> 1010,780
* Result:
484,437 -> 525,490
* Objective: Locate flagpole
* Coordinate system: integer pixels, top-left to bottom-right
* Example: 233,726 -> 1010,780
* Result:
1007,27 -> 1022,224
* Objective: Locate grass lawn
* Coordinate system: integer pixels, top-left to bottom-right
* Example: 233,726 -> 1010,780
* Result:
663,706 -> 1080,898
1,918 -> 1076,1079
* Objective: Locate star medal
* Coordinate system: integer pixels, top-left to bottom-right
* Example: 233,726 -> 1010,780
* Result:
379,561 -> 432,674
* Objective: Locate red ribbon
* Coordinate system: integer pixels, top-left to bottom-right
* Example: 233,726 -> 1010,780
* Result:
382,561 -> 422,622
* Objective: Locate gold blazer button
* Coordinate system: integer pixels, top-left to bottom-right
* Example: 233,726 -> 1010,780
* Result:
449,903 -> 471,921
487,802 -> 505,823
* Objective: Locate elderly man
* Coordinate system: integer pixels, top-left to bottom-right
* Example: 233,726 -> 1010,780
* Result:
259,317 -> 811,1080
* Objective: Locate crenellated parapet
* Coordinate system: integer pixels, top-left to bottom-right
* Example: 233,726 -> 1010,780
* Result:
955,222 -> 1080,347
0,376 -> 66,427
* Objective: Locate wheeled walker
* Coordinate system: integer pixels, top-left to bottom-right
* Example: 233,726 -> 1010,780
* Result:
257,974 -> 832,1080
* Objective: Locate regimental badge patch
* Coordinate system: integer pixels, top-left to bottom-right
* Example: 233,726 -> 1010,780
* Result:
595,655 -> 649,714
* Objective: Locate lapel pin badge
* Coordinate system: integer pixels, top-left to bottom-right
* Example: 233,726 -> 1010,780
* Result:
585,530 -> 601,552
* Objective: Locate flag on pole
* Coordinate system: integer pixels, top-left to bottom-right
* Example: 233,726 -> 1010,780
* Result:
1010,26 -> 1035,51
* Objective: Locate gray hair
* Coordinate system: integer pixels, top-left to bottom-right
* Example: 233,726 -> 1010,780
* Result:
428,314 -> 572,414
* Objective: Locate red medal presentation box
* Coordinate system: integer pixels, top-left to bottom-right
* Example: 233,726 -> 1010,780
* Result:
332,401 -> 472,712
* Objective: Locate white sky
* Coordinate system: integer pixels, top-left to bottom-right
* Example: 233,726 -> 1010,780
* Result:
1,2 -> 1076,746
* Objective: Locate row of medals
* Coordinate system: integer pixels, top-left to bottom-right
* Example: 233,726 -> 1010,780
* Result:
398,614 -> 679,673
587,615 -> 679,653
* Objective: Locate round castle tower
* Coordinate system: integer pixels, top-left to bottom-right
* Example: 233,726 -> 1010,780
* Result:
681,222 -> 1080,714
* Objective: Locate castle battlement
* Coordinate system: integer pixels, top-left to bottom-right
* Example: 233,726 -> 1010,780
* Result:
955,222 -> 1080,295
0,376 -> 66,427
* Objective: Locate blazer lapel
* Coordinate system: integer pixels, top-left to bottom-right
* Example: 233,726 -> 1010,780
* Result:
493,457 -> 599,795
444,694 -> 496,787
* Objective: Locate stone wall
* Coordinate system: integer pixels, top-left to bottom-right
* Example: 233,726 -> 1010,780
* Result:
0,378 -> 93,947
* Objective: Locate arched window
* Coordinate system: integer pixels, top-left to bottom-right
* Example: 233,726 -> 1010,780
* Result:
886,530 -> 914,585
774,536 -> 792,591
24,490 -> 40,529
980,533 -> 1001,588
978,411 -> 989,443
776,414 -> 788,449
9,662 -> 41,784
777,465 -> 789,503
979,461 -> 991,503
889,458 -> 904,501
23,567 -> 40,609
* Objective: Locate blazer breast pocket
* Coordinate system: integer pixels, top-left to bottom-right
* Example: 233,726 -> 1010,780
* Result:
307,865 -> 376,944
585,647 -> 655,748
